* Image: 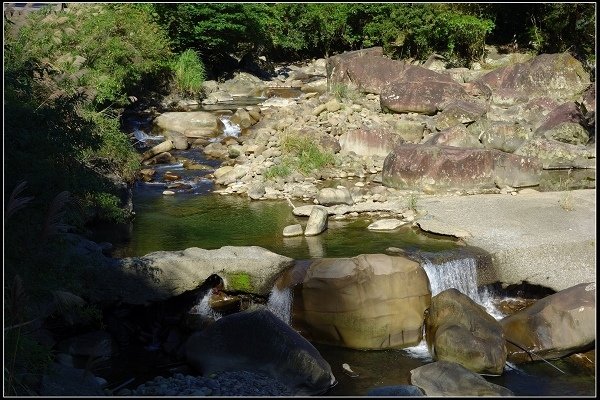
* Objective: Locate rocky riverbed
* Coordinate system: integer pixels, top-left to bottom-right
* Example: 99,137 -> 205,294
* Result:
37,45 -> 596,397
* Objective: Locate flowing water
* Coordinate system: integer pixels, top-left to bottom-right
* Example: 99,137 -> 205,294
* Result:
101,109 -> 595,396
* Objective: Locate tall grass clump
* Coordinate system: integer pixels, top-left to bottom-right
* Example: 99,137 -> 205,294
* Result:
172,49 -> 206,96
281,134 -> 335,174
264,134 -> 335,179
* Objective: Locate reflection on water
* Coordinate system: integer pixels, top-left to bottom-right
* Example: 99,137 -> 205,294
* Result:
111,190 -> 460,259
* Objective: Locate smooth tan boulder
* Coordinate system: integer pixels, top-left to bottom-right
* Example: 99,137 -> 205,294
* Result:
425,288 -> 507,375
293,254 -> 431,349
155,111 -> 220,134
501,282 -> 595,363
141,140 -> 173,161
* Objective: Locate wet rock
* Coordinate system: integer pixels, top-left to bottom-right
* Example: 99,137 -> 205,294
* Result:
417,219 -> 469,238
40,363 -> 106,396
425,289 -> 507,375
143,152 -> 176,165
367,218 -> 407,231
142,140 -> 174,161
410,361 -> 514,396
367,385 -> 424,396
163,171 -> 180,181
283,224 -> 303,237
57,330 -> 113,358
139,168 -> 156,182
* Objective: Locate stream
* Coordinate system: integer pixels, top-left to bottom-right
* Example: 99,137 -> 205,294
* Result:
94,97 -> 595,396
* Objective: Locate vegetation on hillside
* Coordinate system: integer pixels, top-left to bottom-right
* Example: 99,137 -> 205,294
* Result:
3,4 -> 175,393
3,2 -> 594,394
150,3 -> 595,72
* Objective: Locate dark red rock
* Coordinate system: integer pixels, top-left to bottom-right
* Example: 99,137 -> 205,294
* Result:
382,144 -> 542,193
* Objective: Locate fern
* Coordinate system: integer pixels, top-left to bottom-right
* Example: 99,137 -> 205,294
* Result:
5,181 -> 34,222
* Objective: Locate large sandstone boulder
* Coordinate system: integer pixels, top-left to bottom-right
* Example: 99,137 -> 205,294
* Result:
339,126 -> 404,157
380,66 -> 468,115
476,53 -> 590,103
293,254 -> 431,349
154,111 -> 222,138
83,246 -> 294,304
382,144 -> 542,193
185,307 -> 336,396
327,47 -> 409,94
501,282 -> 595,363
425,288 -> 507,375
410,361 -> 514,396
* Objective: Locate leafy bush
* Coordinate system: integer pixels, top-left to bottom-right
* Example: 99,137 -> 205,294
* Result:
172,49 -> 206,96
4,3 -> 170,224
152,3 -> 272,64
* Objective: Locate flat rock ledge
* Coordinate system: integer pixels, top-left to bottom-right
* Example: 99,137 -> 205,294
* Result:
418,189 -> 595,291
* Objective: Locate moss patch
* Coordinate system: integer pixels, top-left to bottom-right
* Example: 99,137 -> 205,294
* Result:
227,272 -> 253,292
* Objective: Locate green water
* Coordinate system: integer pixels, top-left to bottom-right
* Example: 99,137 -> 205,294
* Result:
111,186 -> 460,259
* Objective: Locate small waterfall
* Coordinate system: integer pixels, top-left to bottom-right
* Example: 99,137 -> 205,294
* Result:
220,117 -> 241,137
190,289 -> 222,321
266,286 -> 293,325
133,128 -> 164,144
420,256 -> 505,320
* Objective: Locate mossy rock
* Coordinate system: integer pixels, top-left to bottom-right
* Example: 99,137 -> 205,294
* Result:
225,272 -> 254,292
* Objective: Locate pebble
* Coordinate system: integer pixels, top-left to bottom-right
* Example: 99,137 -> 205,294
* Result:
130,371 -> 292,396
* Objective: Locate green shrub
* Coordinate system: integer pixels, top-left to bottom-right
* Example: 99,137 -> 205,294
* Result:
172,49 -> 206,96
264,135 -> 335,180
265,160 -> 293,179
330,83 -> 360,102
281,134 -> 335,175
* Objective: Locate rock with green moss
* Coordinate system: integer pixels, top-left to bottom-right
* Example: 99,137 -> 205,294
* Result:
85,246 -> 294,304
